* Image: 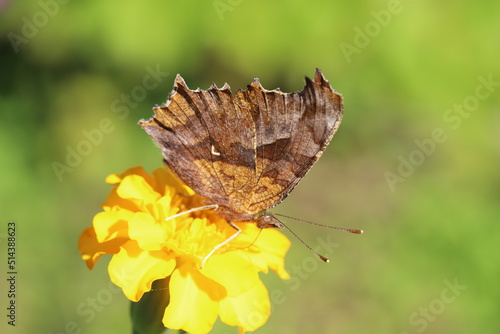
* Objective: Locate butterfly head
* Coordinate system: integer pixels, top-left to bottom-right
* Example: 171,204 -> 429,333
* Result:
252,211 -> 284,229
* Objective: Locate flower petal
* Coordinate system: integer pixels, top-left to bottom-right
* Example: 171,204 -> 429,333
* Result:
152,167 -> 195,196
78,227 -> 126,269
219,280 -> 271,333
202,252 -> 260,297
102,187 -> 138,212
163,263 -> 225,334
108,240 -> 175,302
80,166 -> 292,334
117,174 -> 160,210
105,166 -> 152,185
128,212 -> 166,251
241,227 -> 291,279
92,210 -> 133,243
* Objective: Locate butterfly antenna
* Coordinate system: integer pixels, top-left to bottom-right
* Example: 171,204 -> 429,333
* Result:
274,213 -> 364,234
276,218 -> 330,263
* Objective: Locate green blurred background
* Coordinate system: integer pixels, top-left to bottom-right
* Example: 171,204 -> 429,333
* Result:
1,0 -> 499,333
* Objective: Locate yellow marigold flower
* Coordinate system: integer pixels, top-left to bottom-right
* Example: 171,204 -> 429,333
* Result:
78,166 -> 291,334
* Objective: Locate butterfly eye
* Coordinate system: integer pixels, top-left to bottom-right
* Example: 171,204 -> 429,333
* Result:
255,213 -> 283,229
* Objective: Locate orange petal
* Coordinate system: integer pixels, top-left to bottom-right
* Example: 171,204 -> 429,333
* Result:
163,263 -> 225,334
78,227 -> 126,269
108,240 -> 175,302
219,280 -> 271,333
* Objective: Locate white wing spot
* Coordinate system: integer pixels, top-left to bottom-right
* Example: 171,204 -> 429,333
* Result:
211,145 -> 221,156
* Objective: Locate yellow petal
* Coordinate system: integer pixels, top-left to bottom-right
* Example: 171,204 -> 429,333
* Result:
81,165 -> 293,334
105,173 -> 123,185
152,167 -> 195,196
243,227 -> 291,279
102,187 -> 138,212
219,280 -> 271,333
163,263 -> 225,334
202,252 -> 260,297
92,210 -> 133,243
78,227 -> 126,269
117,174 -> 160,209
108,240 -> 175,302
157,195 -> 182,221
128,212 -> 166,251
105,166 -> 152,185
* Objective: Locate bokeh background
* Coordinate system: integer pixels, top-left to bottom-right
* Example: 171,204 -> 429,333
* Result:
1,1 -> 499,333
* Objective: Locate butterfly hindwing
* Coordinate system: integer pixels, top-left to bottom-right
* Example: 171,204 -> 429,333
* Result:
236,70 -> 343,214
140,69 -> 343,222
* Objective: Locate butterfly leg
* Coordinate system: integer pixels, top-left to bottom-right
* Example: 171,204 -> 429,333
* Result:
165,204 -> 219,221
201,221 -> 241,269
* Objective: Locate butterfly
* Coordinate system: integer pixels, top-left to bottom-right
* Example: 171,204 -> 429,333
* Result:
140,69 -> 353,264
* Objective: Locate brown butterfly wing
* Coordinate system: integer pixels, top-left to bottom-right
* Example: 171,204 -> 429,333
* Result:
140,70 -> 343,222
236,69 -> 343,214
140,75 -> 257,216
